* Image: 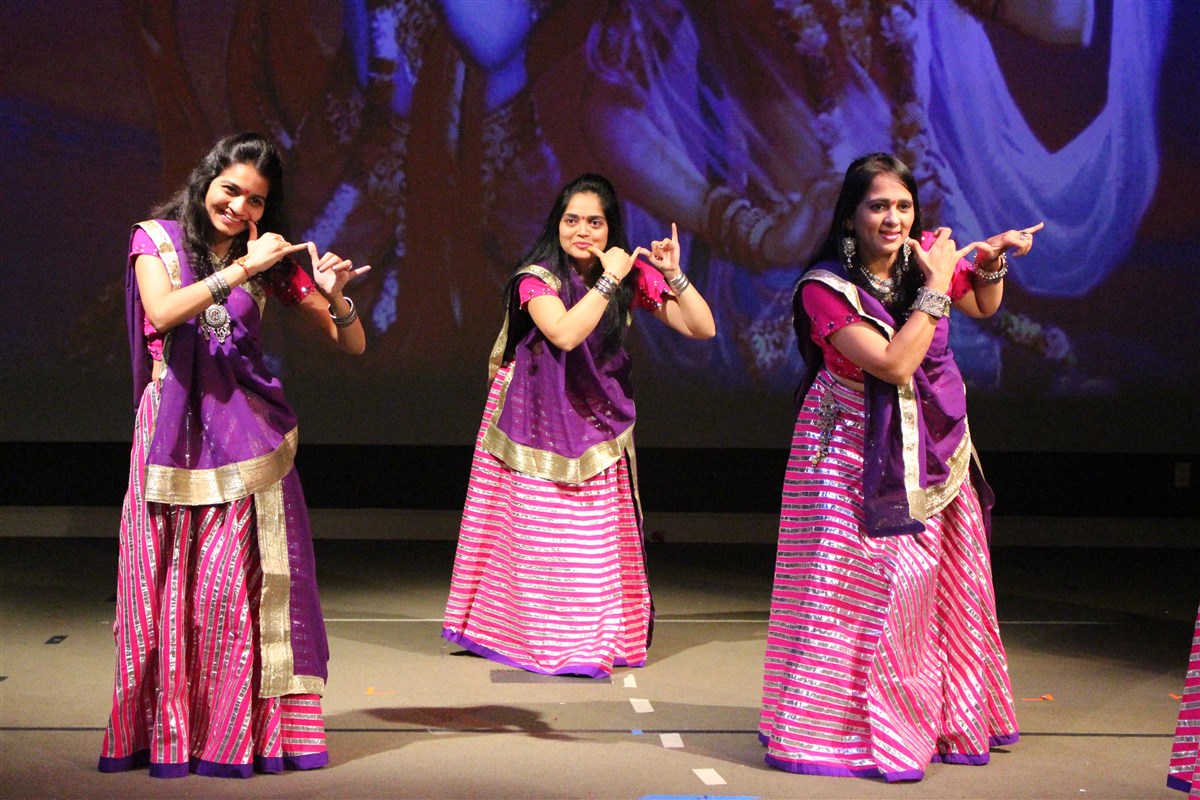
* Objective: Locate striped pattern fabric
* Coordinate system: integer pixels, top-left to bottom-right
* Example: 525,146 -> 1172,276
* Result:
99,383 -> 328,778
443,366 -> 652,678
759,372 -> 1018,782
1168,606 -> 1200,796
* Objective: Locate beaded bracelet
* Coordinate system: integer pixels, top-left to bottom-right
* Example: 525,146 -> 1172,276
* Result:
911,286 -> 951,319
974,253 -> 1008,285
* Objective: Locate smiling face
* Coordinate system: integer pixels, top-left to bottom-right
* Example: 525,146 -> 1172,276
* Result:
204,162 -> 269,245
849,172 -> 914,270
558,191 -> 609,268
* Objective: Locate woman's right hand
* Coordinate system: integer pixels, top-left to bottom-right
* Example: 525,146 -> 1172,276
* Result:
242,220 -> 309,275
908,227 -> 977,295
584,244 -> 647,282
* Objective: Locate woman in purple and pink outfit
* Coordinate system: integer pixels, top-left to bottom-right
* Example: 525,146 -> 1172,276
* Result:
1169,605 -> 1200,795
443,174 -> 715,677
99,133 -> 369,778
759,153 -> 1041,781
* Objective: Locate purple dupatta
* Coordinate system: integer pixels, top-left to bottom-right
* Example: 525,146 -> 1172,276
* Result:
481,264 -> 637,483
125,219 -> 328,695
792,260 -> 994,538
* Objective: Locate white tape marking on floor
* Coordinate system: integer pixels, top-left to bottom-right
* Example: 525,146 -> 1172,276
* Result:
623,674 -> 637,688
629,698 -> 654,713
693,768 -> 726,785
660,732 -> 684,748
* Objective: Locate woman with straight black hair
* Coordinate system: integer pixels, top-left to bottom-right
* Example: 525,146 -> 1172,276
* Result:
443,173 -> 715,677
759,152 -> 1041,781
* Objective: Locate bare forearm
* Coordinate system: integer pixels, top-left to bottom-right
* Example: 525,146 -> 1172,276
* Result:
528,290 -> 612,351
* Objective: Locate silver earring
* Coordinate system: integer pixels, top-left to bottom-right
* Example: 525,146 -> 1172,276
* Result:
901,242 -> 911,271
841,235 -> 856,261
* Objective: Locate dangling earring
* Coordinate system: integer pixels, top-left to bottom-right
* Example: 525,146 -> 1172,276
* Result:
841,235 -> 856,268
900,242 -> 911,272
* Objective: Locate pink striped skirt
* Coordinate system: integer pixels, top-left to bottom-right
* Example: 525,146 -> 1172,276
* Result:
442,367 -> 652,678
759,371 -> 1017,781
1169,605 -> 1200,795
98,382 -> 328,778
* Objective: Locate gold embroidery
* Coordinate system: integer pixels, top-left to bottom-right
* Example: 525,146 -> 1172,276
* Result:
480,367 -> 633,484
488,265 -> 562,381
138,221 -> 183,368
255,478 -> 325,698
144,428 -> 299,505
801,270 -> 971,524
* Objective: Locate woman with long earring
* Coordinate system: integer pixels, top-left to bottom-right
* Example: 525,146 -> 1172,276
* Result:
760,152 -> 1041,781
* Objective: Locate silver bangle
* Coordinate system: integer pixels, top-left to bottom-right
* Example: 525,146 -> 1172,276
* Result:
593,273 -> 619,301
667,271 -> 691,295
203,274 -> 227,304
974,252 -> 1008,284
212,271 -> 231,299
329,297 -> 358,327
911,286 -> 951,319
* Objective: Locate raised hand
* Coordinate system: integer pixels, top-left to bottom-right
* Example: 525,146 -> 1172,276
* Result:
308,241 -> 371,296
243,220 -> 309,275
647,223 -> 682,277
975,221 -> 1045,266
909,227 -> 977,295
584,244 -> 648,282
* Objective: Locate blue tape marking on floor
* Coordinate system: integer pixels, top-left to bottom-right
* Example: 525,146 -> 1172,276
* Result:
631,729 -> 643,735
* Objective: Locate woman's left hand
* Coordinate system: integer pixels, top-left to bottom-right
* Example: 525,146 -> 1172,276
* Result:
309,242 -> 371,296
975,221 -> 1044,267
647,223 -> 683,278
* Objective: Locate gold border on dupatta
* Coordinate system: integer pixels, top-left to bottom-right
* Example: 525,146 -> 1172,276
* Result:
488,265 -> 561,381
255,477 -> 325,698
480,365 -> 634,484
144,428 -> 299,505
481,265 -> 631,484
137,221 -> 183,366
800,270 -> 971,523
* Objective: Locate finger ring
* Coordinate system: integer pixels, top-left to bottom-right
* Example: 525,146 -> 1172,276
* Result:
1020,231 -> 1031,239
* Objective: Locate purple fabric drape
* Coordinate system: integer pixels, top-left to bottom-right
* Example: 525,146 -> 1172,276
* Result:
125,219 -> 327,683
793,259 -> 993,538
494,264 -> 637,461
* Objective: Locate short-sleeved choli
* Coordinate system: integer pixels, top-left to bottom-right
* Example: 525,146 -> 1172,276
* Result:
130,228 -> 317,359
802,256 -> 976,382
517,260 -> 671,312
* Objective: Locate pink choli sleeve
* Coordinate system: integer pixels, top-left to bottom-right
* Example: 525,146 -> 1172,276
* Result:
260,259 -> 318,306
800,282 -> 866,382
631,259 -> 670,312
518,274 -> 557,307
130,227 -> 166,362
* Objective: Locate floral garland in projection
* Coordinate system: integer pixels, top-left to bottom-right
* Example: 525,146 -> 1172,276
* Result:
771,0 -> 948,225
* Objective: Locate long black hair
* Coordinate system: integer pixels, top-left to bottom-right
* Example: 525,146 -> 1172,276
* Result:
506,173 -> 635,356
151,132 -> 287,280
809,152 -> 924,276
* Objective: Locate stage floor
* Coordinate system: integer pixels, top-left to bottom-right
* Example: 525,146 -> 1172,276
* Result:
1,537 -> 1195,799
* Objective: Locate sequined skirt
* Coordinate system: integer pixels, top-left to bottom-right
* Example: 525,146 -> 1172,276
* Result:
442,365 -> 652,678
1168,605 -> 1200,796
98,382 -> 328,778
759,369 -> 1018,781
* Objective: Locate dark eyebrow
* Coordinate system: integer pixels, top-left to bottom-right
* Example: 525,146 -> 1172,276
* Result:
220,180 -> 266,202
